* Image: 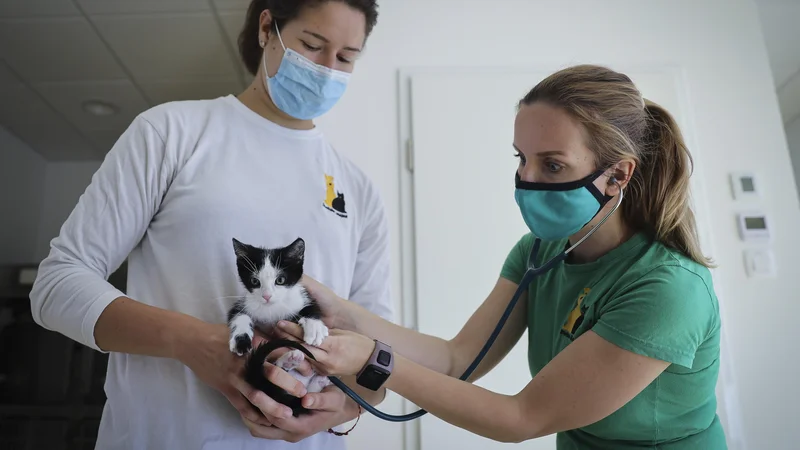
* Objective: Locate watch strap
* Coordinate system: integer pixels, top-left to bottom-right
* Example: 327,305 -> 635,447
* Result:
364,339 -> 393,372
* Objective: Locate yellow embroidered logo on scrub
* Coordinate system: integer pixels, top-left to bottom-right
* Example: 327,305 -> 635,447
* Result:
562,287 -> 591,335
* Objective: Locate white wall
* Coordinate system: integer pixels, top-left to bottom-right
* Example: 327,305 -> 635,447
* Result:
311,1 -> 800,449
0,126 -> 46,264
36,161 -> 102,260
786,117 -> 800,200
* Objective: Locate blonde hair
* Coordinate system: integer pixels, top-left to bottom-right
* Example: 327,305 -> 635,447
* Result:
520,64 -> 713,267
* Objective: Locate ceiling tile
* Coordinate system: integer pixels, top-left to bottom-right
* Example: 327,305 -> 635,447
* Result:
140,79 -> 243,106
0,85 -> 96,161
84,128 -> 126,156
0,60 -> 24,88
218,10 -> 247,51
32,79 -> 150,133
77,0 -> 210,15
0,0 -> 80,18
0,17 -> 127,83
92,13 -> 239,81
8,122 -> 98,161
212,0 -> 252,12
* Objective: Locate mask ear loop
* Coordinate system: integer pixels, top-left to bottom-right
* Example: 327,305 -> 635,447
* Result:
563,177 -> 624,255
262,21 -> 288,90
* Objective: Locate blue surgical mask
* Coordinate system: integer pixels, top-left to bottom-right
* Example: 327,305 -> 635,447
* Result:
514,170 -> 613,241
262,26 -> 350,120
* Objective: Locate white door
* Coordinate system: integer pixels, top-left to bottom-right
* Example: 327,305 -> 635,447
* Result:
398,67 -> 741,450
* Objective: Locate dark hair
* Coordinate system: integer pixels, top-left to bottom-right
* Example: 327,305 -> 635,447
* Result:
519,65 -> 713,268
238,0 -> 379,76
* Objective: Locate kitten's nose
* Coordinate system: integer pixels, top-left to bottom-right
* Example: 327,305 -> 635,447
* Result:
262,293 -> 272,302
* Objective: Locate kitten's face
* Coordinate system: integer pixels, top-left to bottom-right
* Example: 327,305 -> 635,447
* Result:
232,238 -> 307,320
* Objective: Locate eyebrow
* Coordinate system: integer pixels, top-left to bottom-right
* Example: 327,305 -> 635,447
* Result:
303,30 -> 362,52
512,144 -> 565,157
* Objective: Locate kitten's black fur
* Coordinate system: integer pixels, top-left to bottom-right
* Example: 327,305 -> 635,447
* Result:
227,237 -> 328,416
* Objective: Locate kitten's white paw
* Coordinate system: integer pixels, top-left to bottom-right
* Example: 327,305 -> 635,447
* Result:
307,375 -> 331,393
299,318 -> 328,347
275,349 -> 305,371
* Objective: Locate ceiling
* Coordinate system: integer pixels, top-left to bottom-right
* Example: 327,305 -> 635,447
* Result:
0,1 -> 799,161
0,0 -> 252,161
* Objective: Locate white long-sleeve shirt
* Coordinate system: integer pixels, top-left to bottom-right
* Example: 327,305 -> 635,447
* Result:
29,94 -> 393,450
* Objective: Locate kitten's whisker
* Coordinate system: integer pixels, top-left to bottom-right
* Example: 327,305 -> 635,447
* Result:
241,254 -> 258,274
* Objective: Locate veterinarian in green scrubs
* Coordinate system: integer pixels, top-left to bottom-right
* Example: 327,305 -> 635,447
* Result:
278,64 -> 727,449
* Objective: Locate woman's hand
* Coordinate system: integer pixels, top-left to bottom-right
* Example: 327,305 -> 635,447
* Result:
174,322 -> 309,425
301,275 -> 351,330
276,321 -> 375,377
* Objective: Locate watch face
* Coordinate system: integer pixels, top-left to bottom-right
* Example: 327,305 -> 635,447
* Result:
359,366 -> 389,388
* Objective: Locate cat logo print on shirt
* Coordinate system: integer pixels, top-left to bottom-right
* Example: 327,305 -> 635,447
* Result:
323,174 -> 348,218
562,287 -> 591,337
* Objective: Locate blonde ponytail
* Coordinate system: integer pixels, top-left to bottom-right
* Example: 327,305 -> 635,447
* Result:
634,100 -> 713,267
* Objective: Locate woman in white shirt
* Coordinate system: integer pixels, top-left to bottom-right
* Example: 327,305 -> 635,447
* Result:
28,1 -> 391,449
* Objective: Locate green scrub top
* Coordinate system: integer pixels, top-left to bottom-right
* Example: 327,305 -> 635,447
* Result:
500,232 -> 727,449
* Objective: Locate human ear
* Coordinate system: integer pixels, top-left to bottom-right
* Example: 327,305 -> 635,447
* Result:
605,160 -> 635,196
258,10 -> 275,47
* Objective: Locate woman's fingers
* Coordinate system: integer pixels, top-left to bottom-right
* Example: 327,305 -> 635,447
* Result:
263,362 -> 307,398
276,321 -> 304,341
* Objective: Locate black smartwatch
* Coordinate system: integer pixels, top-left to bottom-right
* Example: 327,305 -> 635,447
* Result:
356,340 -> 393,391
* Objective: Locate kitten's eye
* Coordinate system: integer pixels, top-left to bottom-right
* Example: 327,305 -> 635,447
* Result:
250,276 -> 261,287
275,276 -> 286,286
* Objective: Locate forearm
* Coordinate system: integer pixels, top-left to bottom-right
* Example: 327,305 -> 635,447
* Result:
385,354 -> 528,443
339,300 -> 456,376
94,296 -> 205,359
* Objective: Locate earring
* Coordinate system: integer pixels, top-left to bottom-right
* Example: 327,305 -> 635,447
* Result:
259,40 -> 265,47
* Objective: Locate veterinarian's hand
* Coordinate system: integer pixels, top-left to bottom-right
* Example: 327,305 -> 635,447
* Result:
241,385 -> 359,442
275,321 -> 375,377
175,322 -> 307,426
300,275 -> 349,329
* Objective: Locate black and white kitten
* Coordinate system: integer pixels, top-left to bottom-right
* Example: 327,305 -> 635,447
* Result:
228,237 -> 331,415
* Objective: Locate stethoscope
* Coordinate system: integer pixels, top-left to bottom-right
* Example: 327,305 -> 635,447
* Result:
327,181 -> 625,422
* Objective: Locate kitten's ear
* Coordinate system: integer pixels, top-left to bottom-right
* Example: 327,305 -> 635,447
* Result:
285,237 -> 305,262
232,238 -> 249,258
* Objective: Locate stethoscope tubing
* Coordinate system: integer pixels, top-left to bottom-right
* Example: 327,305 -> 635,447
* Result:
330,184 -> 625,422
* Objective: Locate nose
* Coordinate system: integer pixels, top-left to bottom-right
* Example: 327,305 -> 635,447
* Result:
518,167 -> 538,183
262,293 -> 272,302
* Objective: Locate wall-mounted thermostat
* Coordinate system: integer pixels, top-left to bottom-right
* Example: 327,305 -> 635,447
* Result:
736,211 -> 770,241
730,172 -> 760,200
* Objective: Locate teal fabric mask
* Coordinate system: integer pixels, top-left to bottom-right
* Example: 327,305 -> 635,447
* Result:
514,170 -> 613,241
